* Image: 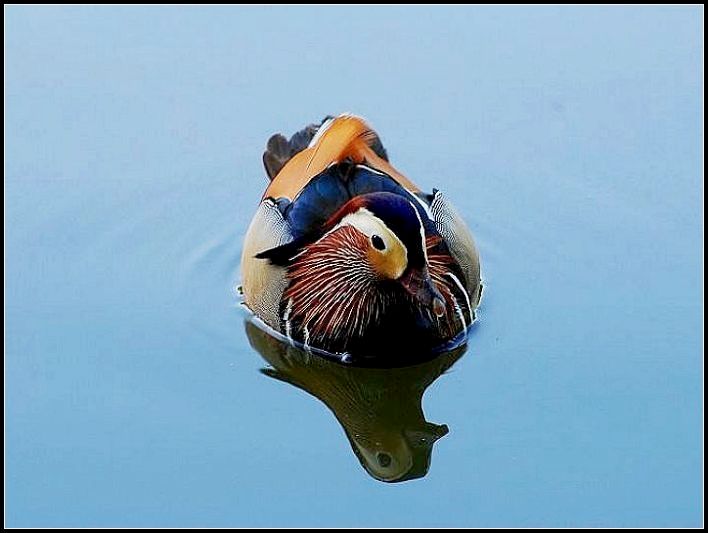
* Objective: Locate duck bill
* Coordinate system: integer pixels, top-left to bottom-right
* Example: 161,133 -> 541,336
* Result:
400,268 -> 446,317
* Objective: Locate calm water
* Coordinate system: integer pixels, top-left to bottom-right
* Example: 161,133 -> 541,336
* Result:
5,6 -> 703,527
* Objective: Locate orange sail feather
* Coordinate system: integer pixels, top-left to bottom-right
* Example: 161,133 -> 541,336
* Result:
263,114 -> 419,200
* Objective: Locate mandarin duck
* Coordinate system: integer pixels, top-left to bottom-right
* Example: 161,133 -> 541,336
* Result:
241,114 -> 482,356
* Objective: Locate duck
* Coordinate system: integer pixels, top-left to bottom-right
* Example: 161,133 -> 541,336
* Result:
241,114 -> 481,356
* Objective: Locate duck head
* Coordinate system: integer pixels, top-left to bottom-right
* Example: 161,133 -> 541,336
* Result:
256,192 -> 454,353
323,191 -> 446,315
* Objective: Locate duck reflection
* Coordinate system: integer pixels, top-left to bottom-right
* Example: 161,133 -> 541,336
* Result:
244,318 -> 466,483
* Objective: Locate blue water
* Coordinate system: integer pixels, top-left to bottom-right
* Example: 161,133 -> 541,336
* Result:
5,6 -> 703,527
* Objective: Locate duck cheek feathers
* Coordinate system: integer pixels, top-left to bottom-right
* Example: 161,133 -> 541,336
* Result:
367,242 -> 408,280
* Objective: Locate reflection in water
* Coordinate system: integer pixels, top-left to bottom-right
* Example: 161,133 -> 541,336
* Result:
244,319 -> 466,483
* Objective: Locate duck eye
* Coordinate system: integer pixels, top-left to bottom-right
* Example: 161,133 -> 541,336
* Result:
376,452 -> 392,467
371,234 -> 386,251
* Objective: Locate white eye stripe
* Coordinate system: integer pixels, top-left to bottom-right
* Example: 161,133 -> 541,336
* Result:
337,208 -> 408,257
337,208 -> 382,237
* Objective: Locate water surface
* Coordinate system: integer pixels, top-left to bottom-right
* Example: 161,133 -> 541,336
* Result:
5,6 -> 703,527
